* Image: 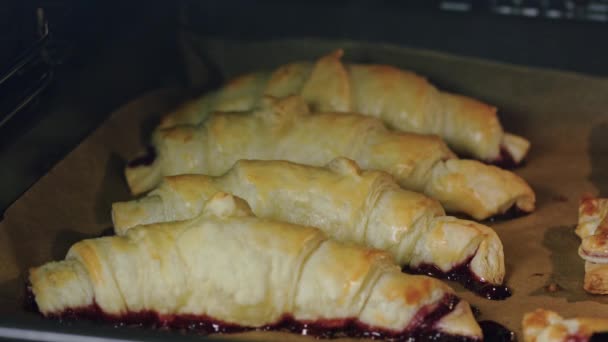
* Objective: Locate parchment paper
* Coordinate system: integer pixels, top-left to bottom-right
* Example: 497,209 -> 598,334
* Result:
1,36 -> 608,340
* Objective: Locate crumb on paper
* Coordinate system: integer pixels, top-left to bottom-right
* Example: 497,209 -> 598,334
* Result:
545,283 -> 561,293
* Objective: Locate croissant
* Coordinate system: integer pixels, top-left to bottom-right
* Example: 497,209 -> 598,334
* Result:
523,309 -> 608,342
159,50 -> 529,165
115,158 -> 506,298
126,96 -> 535,220
576,197 -> 608,294
30,193 -> 483,340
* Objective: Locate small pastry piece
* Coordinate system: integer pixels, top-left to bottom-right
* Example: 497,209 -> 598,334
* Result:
576,197 -> 608,294
159,50 -> 530,164
115,158 -> 507,296
522,309 -> 608,342
126,96 -> 535,221
30,193 -> 482,340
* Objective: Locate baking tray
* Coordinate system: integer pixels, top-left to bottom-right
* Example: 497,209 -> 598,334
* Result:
1,36 -> 607,340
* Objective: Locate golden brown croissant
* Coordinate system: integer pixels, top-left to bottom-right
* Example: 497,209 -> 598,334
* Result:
126,96 -> 535,220
523,309 -> 608,342
115,158 -> 507,298
576,197 -> 608,294
159,50 -> 529,164
30,193 -> 483,340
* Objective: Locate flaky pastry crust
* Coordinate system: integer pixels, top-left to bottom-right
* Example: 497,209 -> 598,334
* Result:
116,158 -> 505,285
159,50 -> 529,164
576,197 -> 608,294
523,309 -> 608,342
31,193 -> 482,339
126,96 -> 535,220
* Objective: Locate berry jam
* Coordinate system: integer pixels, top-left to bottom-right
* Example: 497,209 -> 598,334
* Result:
479,320 -> 515,342
486,205 -> 529,223
590,332 -> 608,342
23,283 -> 38,313
25,284 -> 480,341
403,258 -> 511,300
490,146 -> 521,169
127,146 -> 156,168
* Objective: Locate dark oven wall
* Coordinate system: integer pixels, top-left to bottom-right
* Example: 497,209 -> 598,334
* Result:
0,0 -> 606,215
184,0 -> 608,76
0,1 -> 182,215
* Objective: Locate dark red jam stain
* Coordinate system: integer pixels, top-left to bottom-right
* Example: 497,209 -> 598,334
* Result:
24,289 -> 480,341
127,146 -> 156,168
24,283 -> 39,313
403,258 -> 512,300
489,147 -> 522,170
486,205 -> 529,223
478,320 -> 515,342
589,332 -> 608,342
452,204 -> 529,223
98,227 -> 115,237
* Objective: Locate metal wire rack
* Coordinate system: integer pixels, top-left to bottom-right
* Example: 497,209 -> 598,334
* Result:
0,7 -> 54,129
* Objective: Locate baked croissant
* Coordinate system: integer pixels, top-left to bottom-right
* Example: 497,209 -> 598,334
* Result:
523,309 -> 608,342
159,50 -> 529,164
30,193 -> 483,340
576,197 -> 608,294
126,96 -> 535,220
116,158 -> 506,295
